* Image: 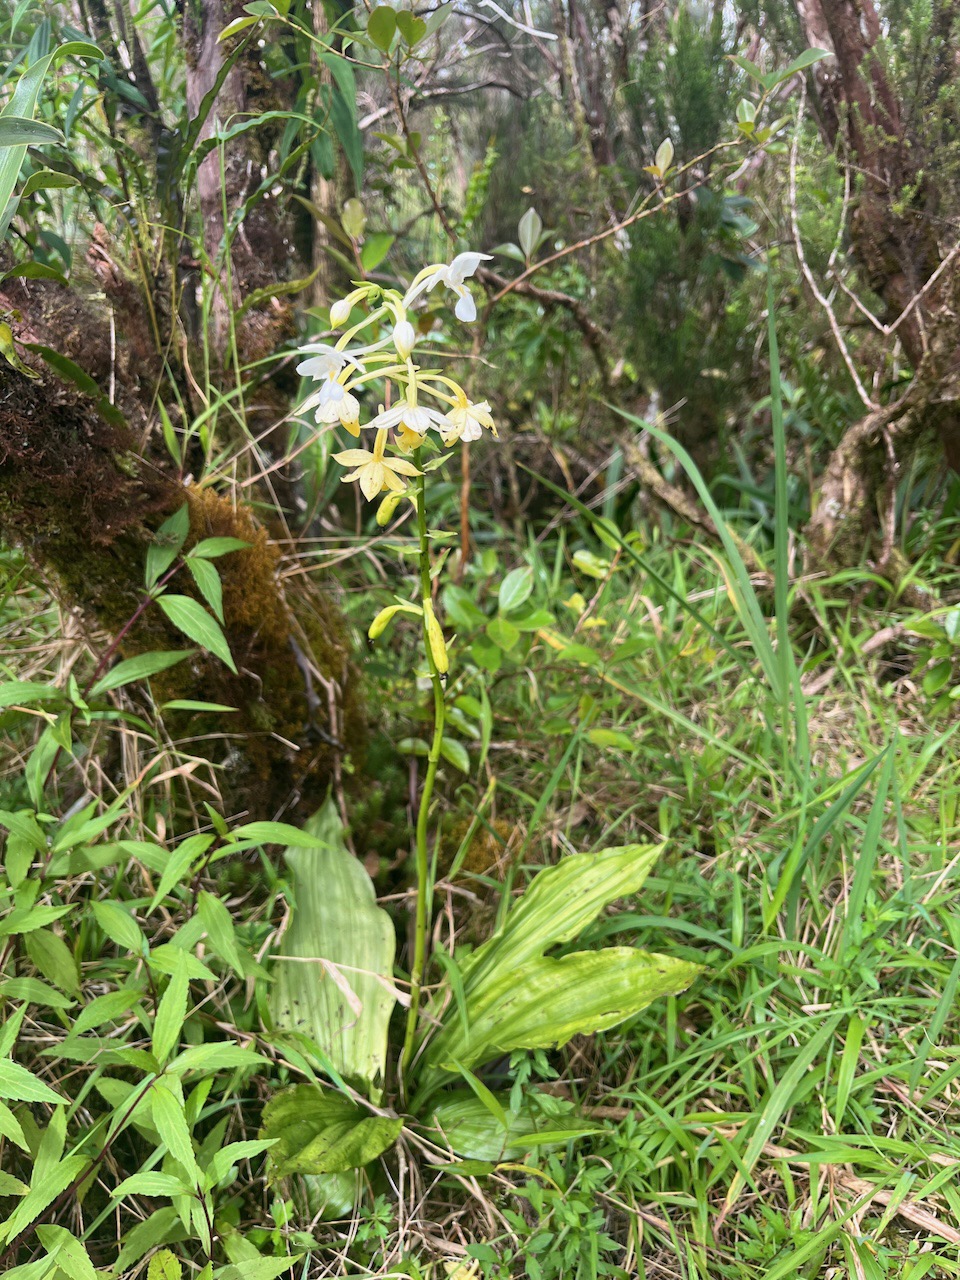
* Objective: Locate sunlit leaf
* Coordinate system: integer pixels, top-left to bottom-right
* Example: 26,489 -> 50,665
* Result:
0,116 -> 63,148
91,900 -> 145,954
270,798 -> 397,1098
150,1079 -> 201,1181
499,565 -> 534,613
0,1058 -> 63,1104
152,950 -> 190,1066
367,6 -> 397,52
419,846 -> 700,1096
396,10 -> 427,45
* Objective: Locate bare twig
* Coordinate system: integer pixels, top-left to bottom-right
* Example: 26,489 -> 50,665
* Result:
789,84 -> 877,410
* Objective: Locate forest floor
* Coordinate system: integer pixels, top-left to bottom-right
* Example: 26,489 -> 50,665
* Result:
4,503 -> 960,1280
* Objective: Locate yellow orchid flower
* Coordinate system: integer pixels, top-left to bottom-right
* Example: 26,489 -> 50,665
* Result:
395,422 -> 427,453
333,428 -> 421,501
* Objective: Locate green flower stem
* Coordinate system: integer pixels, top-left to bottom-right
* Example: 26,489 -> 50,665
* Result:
401,456 -> 446,1090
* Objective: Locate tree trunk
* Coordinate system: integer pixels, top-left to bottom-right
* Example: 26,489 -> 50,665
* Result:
794,0 -> 960,570
183,0 -> 321,522
0,0 -> 365,821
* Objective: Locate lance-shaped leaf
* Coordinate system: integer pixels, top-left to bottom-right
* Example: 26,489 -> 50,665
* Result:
417,845 -> 701,1099
269,798 -> 397,1098
0,40 -> 101,239
260,1083 -> 402,1177
518,207 -> 543,259
422,948 -> 700,1093
457,844 -> 661,998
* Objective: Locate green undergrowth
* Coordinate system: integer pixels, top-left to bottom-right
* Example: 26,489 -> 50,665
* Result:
351,507 -> 960,1276
4,485 -> 960,1277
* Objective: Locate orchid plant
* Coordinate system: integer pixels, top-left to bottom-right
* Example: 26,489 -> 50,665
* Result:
260,250 -> 699,1187
295,250 -> 495,1083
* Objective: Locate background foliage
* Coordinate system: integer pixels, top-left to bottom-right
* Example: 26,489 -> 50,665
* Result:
4,0 -> 960,1277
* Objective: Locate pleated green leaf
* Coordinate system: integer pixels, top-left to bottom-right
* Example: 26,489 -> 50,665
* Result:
418,844 -> 700,1098
424,948 -> 700,1087
458,843 -> 661,995
269,798 -> 396,1098
429,1090 -> 603,1162
260,1083 -> 402,1176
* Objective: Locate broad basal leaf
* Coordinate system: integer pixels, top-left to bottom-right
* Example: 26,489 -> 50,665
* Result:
299,1170 -> 358,1221
421,948 -> 700,1092
417,844 -> 701,1100
260,1083 -> 402,1177
269,798 -> 396,1098
457,844 -> 662,996
429,1090 -> 603,1162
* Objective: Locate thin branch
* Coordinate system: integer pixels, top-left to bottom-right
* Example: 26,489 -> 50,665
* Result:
410,78 -> 525,99
789,84 -> 877,409
487,138 -> 744,305
477,266 -> 612,387
471,0 -> 558,40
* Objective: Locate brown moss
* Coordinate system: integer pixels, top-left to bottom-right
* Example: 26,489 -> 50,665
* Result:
1,263 -> 160,434
0,367 -> 181,630
440,816 -> 517,882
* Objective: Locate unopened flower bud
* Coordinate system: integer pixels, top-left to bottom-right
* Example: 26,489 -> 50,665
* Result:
393,319 -> 417,360
329,297 -> 352,328
369,604 -> 401,639
376,488 -> 405,526
423,599 -> 449,674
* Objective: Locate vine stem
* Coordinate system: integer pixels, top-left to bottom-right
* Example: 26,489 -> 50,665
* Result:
400,457 -> 446,1091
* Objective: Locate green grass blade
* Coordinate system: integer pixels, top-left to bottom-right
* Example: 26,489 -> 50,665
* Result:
766,272 -> 792,718
838,737 -> 896,958
613,411 -> 782,702
520,465 -> 756,681
832,1013 -> 865,1127
719,1012 -> 842,1219
909,940 -> 960,1092
764,749 -> 886,930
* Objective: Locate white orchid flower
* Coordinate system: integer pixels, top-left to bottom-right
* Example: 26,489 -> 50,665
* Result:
329,286 -> 369,329
313,377 -> 361,432
446,398 -> 497,443
333,428 -> 421,502
367,401 -> 454,436
296,343 -> 367,380
405,252 -> 492,322
403,404 -> 455,434
366,403 -> 407,432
